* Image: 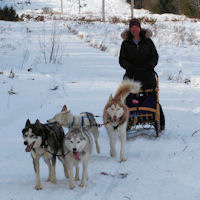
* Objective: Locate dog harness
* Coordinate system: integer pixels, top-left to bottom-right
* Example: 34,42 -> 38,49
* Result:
70,114 -> 90,128
70,116 -> 84,127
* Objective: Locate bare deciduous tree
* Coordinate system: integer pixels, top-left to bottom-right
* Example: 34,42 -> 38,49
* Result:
193,0 -> 200,9
102,0 -> 105,21
61,0 -> 63,14
131,0 -> 134,18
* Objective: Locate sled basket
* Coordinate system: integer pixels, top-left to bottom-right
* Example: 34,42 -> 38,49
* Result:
126,73 -> 161,137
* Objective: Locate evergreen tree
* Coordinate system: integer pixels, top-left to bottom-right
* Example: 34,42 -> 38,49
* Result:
126,0 -> 142,9
152,0 -> 177,14
0,6 -> 19,21
181,0 -> 199,17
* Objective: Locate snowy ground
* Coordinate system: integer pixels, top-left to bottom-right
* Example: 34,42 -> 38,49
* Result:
0,0 -> 200,200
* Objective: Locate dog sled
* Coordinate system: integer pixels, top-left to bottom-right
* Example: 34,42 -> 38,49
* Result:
126,73 -> 163,138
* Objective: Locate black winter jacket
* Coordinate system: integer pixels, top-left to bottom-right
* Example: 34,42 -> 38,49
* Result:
119,31 -> 158,89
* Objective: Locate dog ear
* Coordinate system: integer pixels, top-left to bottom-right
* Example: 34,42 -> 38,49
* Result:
61,105 -> 67,112
108,94 -> 113,101
25,119 -> 31,126
35,119 -> 41,127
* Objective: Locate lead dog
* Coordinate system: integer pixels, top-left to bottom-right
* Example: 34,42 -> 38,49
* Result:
103,79 -> 141,162
22,119 -> 69,190
47,105 -> 100,154
63,127 -> 93,189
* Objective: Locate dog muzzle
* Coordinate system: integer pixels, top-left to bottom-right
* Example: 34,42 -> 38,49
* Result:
73,151 -> 80,160
25,141 -> 35,152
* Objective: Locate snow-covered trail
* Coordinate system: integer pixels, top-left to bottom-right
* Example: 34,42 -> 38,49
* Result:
0,25 -> 200,200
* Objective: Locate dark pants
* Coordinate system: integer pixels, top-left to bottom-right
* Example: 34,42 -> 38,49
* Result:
123,70 -> 156,90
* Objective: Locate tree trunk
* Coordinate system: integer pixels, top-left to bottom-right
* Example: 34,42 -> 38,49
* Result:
102,0 -> 105,22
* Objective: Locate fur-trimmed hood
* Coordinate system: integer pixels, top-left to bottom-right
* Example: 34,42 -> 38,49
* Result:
121,28 -> 152,41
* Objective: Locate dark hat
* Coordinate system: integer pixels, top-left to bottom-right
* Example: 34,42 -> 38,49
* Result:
129,18 -> 141,29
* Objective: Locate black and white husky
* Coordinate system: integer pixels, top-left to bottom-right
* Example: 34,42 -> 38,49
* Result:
22,119 -> 69,190
63,127 -> 93,189
47,105 -> 100,154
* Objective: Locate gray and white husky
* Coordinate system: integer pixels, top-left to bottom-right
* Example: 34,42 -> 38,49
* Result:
22,119 -> 69,190
47,105 -> 100,154
63,127 -> 93,189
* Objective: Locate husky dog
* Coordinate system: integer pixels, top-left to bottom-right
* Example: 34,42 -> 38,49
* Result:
103,79 -> 141,162
47,105 -> 100,154
22,119 -> 69,190
63,127 -> 93,189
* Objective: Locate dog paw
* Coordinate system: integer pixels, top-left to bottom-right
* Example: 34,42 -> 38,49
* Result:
96,146 -> 100,154
35,185 -> 42,190
69,184 -> 75,190
110,151 -> 116,157
120,158 -> 126,163
79,183 -> 85,187
64,172 -> 70,179
75,177 -> 80,181
65,174 -> 70,179
51,178 -> 56,184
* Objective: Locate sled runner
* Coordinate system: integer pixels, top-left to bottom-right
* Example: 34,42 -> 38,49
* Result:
126,73 -> 162,137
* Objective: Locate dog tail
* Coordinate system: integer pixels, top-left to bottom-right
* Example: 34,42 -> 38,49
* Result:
114,79 -> 141,102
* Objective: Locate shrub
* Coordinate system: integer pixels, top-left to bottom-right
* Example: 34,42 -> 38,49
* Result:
42,7 -> 53,14
35,16 -> 44,21
151,0 -> 177,14
109,16 -> 121,24
0,6 -> 19,21
139,16 -> 157,25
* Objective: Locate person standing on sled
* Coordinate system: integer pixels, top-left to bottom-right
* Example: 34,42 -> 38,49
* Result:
119,18 -> 165,130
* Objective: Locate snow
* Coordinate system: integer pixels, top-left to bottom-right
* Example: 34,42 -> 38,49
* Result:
0,0 -> 200,199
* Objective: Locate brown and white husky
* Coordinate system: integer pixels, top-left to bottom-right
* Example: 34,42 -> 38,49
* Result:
103,79 -> 141,162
